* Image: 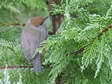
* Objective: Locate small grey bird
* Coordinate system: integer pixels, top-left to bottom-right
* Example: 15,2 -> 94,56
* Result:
21,16 -> 48,72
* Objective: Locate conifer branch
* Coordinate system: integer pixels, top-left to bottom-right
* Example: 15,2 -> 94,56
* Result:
71,24 -> 112,55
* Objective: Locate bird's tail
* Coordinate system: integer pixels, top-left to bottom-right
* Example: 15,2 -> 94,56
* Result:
32,53 -> 43,72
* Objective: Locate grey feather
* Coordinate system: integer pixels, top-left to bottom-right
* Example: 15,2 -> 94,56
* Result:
21,20 -> 48,72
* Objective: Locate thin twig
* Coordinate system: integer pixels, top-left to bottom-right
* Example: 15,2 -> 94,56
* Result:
71,24 -> 112,55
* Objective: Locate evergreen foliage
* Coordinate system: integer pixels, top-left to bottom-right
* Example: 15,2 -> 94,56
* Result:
0,0 -> 112,84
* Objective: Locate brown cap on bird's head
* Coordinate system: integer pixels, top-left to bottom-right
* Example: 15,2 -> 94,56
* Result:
31,16 -> 45,27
